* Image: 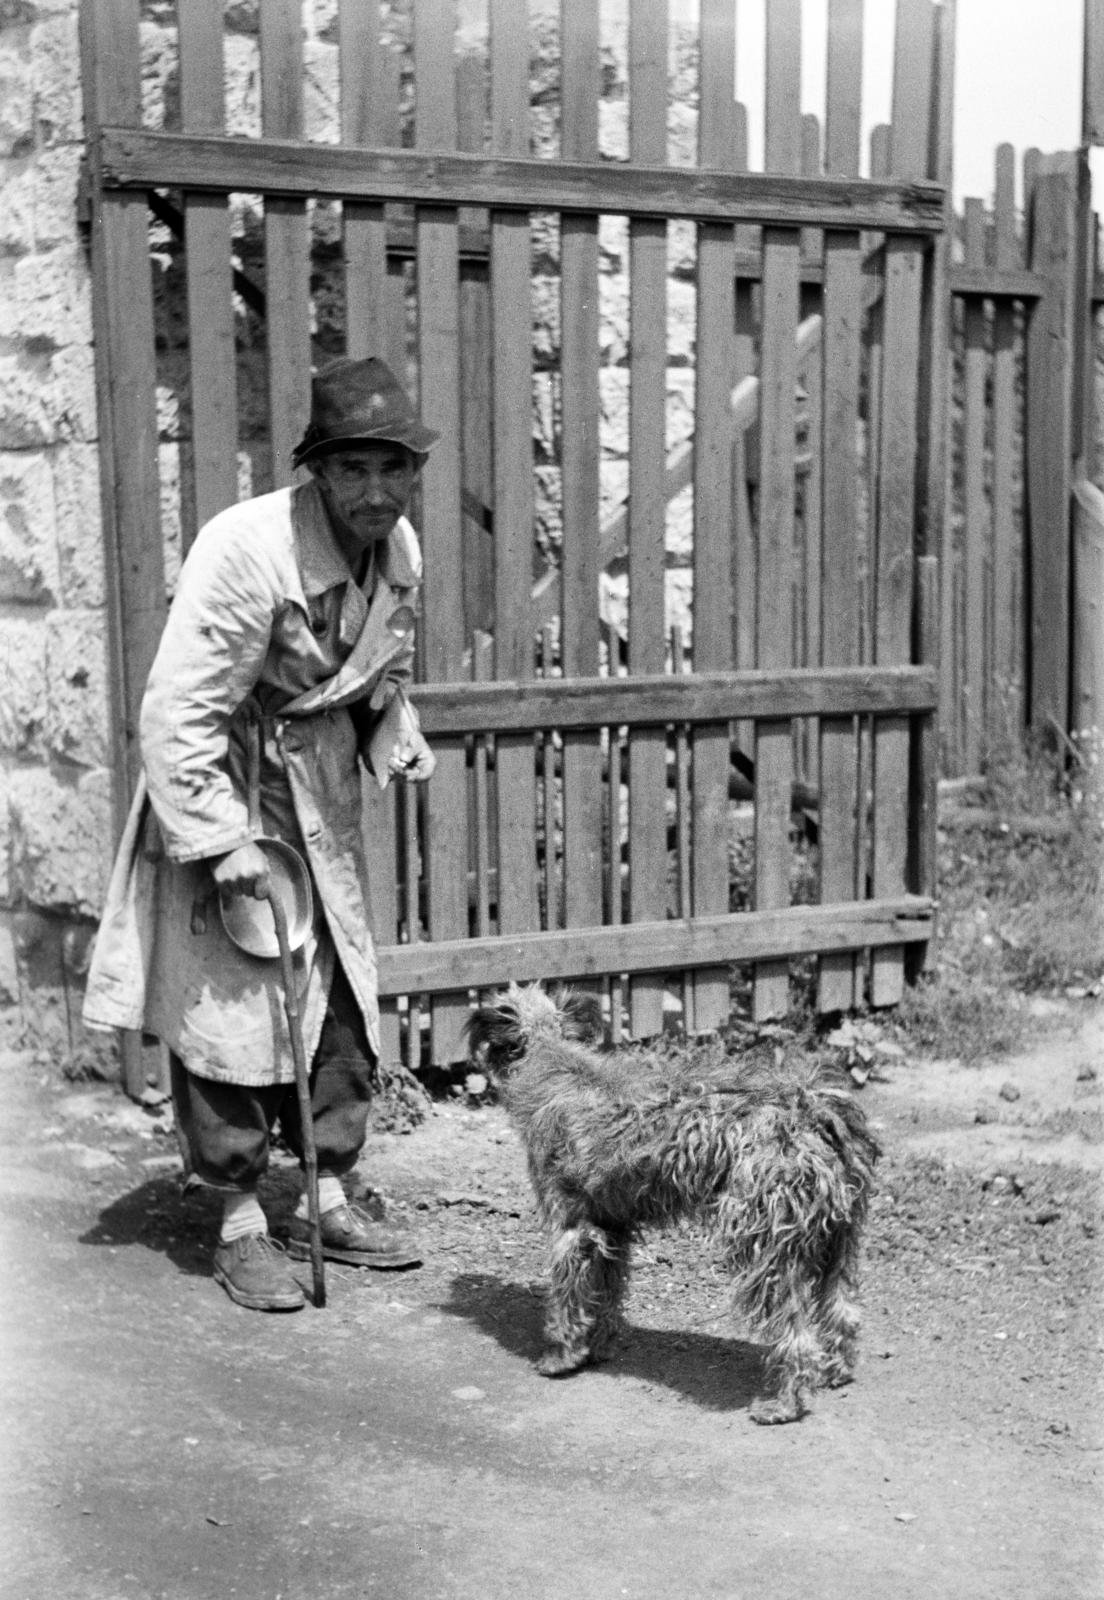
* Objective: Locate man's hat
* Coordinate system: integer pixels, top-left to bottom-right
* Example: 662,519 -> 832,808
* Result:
291,356 -> 440,470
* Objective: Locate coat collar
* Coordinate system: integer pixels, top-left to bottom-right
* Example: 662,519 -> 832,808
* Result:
291,480 -> 420,598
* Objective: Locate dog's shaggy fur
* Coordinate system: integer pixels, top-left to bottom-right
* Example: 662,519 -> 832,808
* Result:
466,983 -> 881,1424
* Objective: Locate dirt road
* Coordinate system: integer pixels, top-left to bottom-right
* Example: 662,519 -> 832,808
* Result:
3,1001 -> 1102,1600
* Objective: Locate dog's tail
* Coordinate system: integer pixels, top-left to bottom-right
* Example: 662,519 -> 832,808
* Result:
465,983 -> 604,1074
717,1069 -> 880,1334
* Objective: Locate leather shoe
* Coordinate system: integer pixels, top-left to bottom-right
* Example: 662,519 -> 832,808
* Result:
287,1203 -> 422,1269
213,1232 -> 306,1312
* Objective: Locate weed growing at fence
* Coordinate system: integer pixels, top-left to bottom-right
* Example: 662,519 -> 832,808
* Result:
897,731 -> 1104,1061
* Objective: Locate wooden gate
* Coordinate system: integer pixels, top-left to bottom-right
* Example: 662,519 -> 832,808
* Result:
82,0 -> 944,1079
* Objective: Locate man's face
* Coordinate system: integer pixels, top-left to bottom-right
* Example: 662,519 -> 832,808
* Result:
312,443 -> 418,547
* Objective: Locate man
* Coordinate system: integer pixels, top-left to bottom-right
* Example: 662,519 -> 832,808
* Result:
85,357 -> 438,1312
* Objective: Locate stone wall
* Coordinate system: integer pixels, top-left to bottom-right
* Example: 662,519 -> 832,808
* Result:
0,0 -> 113,1067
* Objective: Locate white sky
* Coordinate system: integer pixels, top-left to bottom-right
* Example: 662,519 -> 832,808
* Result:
727,0 -> 1098,205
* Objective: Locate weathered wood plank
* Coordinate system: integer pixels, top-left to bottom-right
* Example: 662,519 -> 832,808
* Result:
413,12 -> 469,1066
407,666 -> 937,733
341,0 -> 399,361
825,0 -> 864,178
95,129 -> 948,232
1026,157 -> 1078,734
627,0 -> 669,1039
818,229 -> 863,1012
179,0 -> 238,536
377,897 -> 934,995
691,0 -> 738,1030
79,0 -> 162,1099
490,0 -> 540,938
991,143 -> 1020,709
260,1 -> 310,488
559,1 -> 605,935
962,197 -> 988,771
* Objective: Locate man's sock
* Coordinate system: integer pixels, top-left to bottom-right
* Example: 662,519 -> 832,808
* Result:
219,1190 -> 268,1244
296,1175 -> 346,1221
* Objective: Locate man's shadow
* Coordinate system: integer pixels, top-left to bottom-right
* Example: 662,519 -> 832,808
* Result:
78,1165 -> 302,1280
441,1271 -> 765,1414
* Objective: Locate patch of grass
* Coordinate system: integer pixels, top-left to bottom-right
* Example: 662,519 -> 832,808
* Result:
897,732 -> 1104,1060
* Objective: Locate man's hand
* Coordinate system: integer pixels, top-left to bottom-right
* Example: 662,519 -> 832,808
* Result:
211,841 -> 271,899
388,731 -> 436,783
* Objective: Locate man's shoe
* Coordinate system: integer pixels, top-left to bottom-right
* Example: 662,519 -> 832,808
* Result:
213,1232 -> 306,1311
287,1203 -> 422,1269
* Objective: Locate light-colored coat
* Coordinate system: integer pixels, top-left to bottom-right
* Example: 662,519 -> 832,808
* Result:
83,480 -> 422,1085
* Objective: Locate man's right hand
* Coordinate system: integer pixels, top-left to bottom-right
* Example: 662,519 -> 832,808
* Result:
210,842 -> 271,899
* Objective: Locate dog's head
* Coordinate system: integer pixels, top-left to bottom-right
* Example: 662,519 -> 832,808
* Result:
465,983 -> 604,1075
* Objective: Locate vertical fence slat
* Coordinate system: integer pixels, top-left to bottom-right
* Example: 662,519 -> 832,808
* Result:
869,0 -> 932,1008
754,0 -> 802,1020
341,0 -> 400,364
690,0 -> 737,1032
457,56 -> 495,643
414,7 -> 469,1065
627,0 -> 669,1039
559,3 -> 605,937
818,231 -> 863,1013
179,0 -> 238,536
991,143 -> 1019,719
80,0 -> 164,1097
1026,156 -> 1079,737
962,198 -> 988,771
260,1 -> 310,488
490,0 -> 540,937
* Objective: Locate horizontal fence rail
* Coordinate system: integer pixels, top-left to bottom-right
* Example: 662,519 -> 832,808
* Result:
93,128 -> 948,231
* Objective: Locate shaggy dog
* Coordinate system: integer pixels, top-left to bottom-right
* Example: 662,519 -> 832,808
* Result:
466,984 -> 880,1424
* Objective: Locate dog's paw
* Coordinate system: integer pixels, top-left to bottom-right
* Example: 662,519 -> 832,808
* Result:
536,1347 -> 590,1378
749,1392 -> 804,1425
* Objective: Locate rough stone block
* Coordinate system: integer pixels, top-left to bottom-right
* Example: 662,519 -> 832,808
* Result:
52,441 -> 104,609
30,10 -> 81,147
0,338 -> 96,447
45,607 -> 109,767
0,24 -> 33,158
0,153 -> 35,254
7,763 -> 112,915
0,445 -> 59,601
0,613 -> 48,757
29,142 -> 81,251
8,242 -> 90,347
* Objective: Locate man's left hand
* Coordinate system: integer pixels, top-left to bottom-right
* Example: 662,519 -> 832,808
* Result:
388,731 -> 436,782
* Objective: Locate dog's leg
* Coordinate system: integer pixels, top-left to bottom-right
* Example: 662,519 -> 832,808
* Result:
749,1291 -> 825,1425
538,1222 -> 629,1377
813,1238 -> 863,1388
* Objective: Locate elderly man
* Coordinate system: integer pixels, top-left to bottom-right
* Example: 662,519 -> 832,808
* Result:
85,357 -> 438,1312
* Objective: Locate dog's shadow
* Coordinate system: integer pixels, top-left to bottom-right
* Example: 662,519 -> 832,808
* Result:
442,1272 -> 765,1414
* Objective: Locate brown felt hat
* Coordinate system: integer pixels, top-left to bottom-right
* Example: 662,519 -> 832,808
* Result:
291,356 -> 439,470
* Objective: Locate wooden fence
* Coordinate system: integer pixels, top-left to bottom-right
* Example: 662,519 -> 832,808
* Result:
82,0 -> 953,1084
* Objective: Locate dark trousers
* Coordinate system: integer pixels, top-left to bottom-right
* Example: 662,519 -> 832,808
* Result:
171,961 -> 374,1193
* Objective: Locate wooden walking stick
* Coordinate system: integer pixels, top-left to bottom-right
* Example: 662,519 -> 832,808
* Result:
265,887 -> 326,1308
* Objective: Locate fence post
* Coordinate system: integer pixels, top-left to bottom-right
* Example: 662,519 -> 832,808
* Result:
1025,155 -> 1079,737
1072,481 -> 1104,800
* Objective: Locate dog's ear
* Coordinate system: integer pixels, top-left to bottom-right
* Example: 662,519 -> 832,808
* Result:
464,1000 -> 527,1073
557,989 -> 605,1044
